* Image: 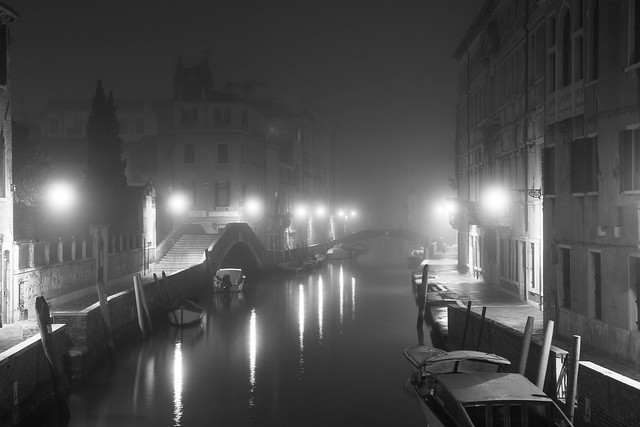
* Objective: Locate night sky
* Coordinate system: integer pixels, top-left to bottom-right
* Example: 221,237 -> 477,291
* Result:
7,0 -> 482,228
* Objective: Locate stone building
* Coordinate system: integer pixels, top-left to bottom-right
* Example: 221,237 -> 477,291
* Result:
452,0 -> 545,308
0,3 -> 17,325
455,0 -> 640,367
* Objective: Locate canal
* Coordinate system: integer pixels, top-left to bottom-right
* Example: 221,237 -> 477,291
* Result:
59,239 -> 434,426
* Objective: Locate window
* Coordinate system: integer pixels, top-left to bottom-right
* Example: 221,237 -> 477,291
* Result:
560,247 -> 571,309
620,129 -> 640,191
183,181 -> 196,207
590,251 -> 602,320
543,146 -> 555,195
217,143 -> 229,164
0,25 -> 6,86
181,108 -> 198,127
0,132 -> 5,198
561,11 -> 572,87
216,181 -> 230,207
184,143 -> 195,164
631,256 -> 640,329
570,137 -> 598,193
135,119 -> 144,135
589,0 -> 599,80
630,1 -> 640,65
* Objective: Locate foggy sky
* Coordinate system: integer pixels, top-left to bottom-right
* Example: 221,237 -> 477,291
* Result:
6,0 -> 482,228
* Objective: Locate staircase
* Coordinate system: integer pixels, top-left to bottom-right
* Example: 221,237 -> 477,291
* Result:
154,234 -> 218,275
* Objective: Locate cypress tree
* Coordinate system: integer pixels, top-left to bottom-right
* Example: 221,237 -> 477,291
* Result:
84,80 -> 127,226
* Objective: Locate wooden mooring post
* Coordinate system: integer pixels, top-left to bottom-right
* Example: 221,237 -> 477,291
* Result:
133,274 -> 152,338
35,296 -> 70,425
536,320 -> 554,389
475,306 -> 487,351
461,301 -> 472,350
95,280 -> 116,360
518,316 -> 535,375
565,335 -> 581,424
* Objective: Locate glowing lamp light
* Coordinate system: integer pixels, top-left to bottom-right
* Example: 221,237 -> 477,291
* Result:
168,192 -> 189,216
47,181 -> 76,213
315,204 -> 326,218
350,210 -> 357,218
294,204 -> 308,220
483,187 -> 510,216
245,197 -> 262,217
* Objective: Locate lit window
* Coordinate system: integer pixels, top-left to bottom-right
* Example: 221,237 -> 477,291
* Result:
621,129 -> 640,191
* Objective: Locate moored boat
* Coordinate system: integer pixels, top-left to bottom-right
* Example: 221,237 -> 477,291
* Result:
403,347 -> 573,426
213,268 -> 246,293
168,299 -> 203,327
326,244 -> 350,260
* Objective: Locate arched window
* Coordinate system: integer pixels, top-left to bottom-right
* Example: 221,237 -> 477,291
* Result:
215,180 -> 230,207
183,181 -> 196,207
561,10 -> 572,87
589,0 -> 599,80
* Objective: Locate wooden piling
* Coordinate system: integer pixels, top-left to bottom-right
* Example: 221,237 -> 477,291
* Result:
95,280 -> 116,359
518,316 -> 535,375
566,335 -> 581,423
35,296 -> 70,424
461,300 -> 472,350
476,306 -> 487,351
133,275 -> 151,338
536,320 -> 554,389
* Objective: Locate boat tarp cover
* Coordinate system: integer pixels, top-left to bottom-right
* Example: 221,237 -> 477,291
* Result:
215,268 -> 243,283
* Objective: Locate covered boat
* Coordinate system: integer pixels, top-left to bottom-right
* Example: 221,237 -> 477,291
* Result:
326,244 -> 350,260
213,268 -> 246,293
167,299 -> 203,327
412,372 -> 573,426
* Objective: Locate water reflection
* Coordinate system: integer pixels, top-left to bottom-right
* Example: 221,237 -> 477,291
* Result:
172,342 -> 183,426
298,283 -> 305,374
248,308 -> 257,406
318,276 -> 324,341
351,277 -> 356,320
339,265 -> 344,324
60,239 -> 429,427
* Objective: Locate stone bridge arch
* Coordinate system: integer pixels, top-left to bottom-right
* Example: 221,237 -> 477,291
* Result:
334,229 -> 428,247
206,223 -> 270,275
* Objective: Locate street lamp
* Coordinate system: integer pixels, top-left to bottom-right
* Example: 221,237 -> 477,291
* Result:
167,192 -> 189,216
47,181 -> 77,214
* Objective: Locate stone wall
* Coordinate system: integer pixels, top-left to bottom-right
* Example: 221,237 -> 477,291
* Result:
0,325 -> 69,427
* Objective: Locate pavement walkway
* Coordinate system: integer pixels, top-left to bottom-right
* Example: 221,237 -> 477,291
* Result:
422,248 -> 640,383
0,270 -> 156,354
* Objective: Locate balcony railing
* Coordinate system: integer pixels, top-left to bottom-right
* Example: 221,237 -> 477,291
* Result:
547,81 -> 584,124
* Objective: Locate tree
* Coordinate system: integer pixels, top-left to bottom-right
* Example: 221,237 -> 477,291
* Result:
12,120 -> 52,238
84,80 -> 127,226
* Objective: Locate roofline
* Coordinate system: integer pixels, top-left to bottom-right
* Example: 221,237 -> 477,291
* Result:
453,0 -> 500,61
0,2 -> 18,23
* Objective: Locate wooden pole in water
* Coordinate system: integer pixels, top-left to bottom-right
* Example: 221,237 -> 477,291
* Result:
133,275 -> 150,338
536,320 -> 555,389
476,306 -> 487,351
565,335 -> 581,423
35,296 -> 70,424
95,280 -> 116,359
518,316 -> 535,375
461,301 -> 472,350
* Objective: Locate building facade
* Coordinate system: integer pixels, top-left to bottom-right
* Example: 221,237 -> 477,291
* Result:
455,0 -> 640,367
453,0 -> 545,308
0,3 -> 17,325
18,56 -> 337,253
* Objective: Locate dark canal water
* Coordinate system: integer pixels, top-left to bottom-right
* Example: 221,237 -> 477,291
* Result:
59,239 -> 433,426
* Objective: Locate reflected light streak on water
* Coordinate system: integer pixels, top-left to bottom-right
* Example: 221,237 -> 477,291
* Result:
339,265 -> 344,324
298,283 -> 305,376
318,276 -> 324,341
351,277 -> 356,320
249,308 -> 257,389
173,342 -> 183,426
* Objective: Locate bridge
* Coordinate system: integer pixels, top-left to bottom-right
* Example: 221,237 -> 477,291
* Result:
200,223 -> 428,276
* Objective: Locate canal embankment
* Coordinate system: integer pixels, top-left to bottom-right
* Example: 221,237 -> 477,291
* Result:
424,250 -> 640,427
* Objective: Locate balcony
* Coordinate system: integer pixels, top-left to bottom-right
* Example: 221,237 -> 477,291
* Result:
547,81 -> 584,124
